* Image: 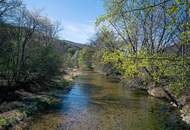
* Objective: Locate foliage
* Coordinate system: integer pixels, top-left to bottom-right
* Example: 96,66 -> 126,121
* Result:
102,48 -> 190,97
78,47 -> 94,69
95,0 -> 190,99
27,44 -> 63,80
0,0 -> 69,90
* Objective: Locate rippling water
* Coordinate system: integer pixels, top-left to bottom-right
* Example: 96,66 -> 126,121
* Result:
21,71 -> 189,130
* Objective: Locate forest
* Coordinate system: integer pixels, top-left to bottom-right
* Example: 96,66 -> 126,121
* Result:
0,0 -> 190,130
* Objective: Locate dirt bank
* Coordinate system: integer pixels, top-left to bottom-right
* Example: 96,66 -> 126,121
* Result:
0,69 -> 81,130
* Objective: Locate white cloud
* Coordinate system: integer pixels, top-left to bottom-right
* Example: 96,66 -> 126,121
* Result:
60,21 -> 96,44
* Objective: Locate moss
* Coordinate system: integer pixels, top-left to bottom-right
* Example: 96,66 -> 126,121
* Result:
0,78 -> 70,129
0,117 -> 7,127
0,95 -> 61,129
0,110 -> 27,129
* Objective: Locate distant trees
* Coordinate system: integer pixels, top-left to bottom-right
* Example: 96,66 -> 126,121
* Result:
78,47 -> 94,69
89,29 -> 120,70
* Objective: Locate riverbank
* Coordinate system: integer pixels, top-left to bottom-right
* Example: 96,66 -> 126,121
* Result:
14,71 -> 190,130
122,78 -> 190,125
94,67 -> 190,126
0,91 -> 62,130
63,68 -> 81,81
0,69 -> 81,130
145,83 -> 190,125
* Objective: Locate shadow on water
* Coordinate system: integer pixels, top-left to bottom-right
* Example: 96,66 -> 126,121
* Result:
21,71 -> 190,130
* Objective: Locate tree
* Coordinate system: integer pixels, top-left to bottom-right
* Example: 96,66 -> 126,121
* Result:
0,0 -> 22,20
0,1 -> 63,88
96,0 -> 190,106
78,47 -> 94,69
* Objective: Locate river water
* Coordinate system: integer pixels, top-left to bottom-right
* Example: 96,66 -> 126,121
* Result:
24,71 -> 189,130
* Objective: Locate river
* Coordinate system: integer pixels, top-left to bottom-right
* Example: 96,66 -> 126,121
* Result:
22,71 -> 188,130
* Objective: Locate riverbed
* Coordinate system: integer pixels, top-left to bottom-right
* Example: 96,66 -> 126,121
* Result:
16,71 -> 189,130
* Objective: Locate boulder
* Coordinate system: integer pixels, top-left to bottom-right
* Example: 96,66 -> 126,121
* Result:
148,87 -> 169,99
178,96 -> 190,106
180,103 -> 190,124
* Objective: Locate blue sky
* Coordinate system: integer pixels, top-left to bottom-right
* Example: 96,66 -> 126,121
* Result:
23,0 -> 105,44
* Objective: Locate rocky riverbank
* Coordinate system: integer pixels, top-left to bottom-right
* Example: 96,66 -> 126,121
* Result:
0,68 -> 81,130
0,92 -> 61,130
139,83 -> 190,125
63,68 -> 81,81
95,67 -> 190,126
147,85 -> 190,125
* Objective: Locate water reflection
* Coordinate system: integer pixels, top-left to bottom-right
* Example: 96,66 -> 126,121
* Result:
23,71 -> 189,130
60,83 -> 91,113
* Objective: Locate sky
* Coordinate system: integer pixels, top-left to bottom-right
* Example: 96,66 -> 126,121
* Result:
23,0 -> 105,44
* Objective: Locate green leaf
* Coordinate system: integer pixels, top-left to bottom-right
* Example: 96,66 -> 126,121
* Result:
175,0 -> 180,4
167,5 -> 178,15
